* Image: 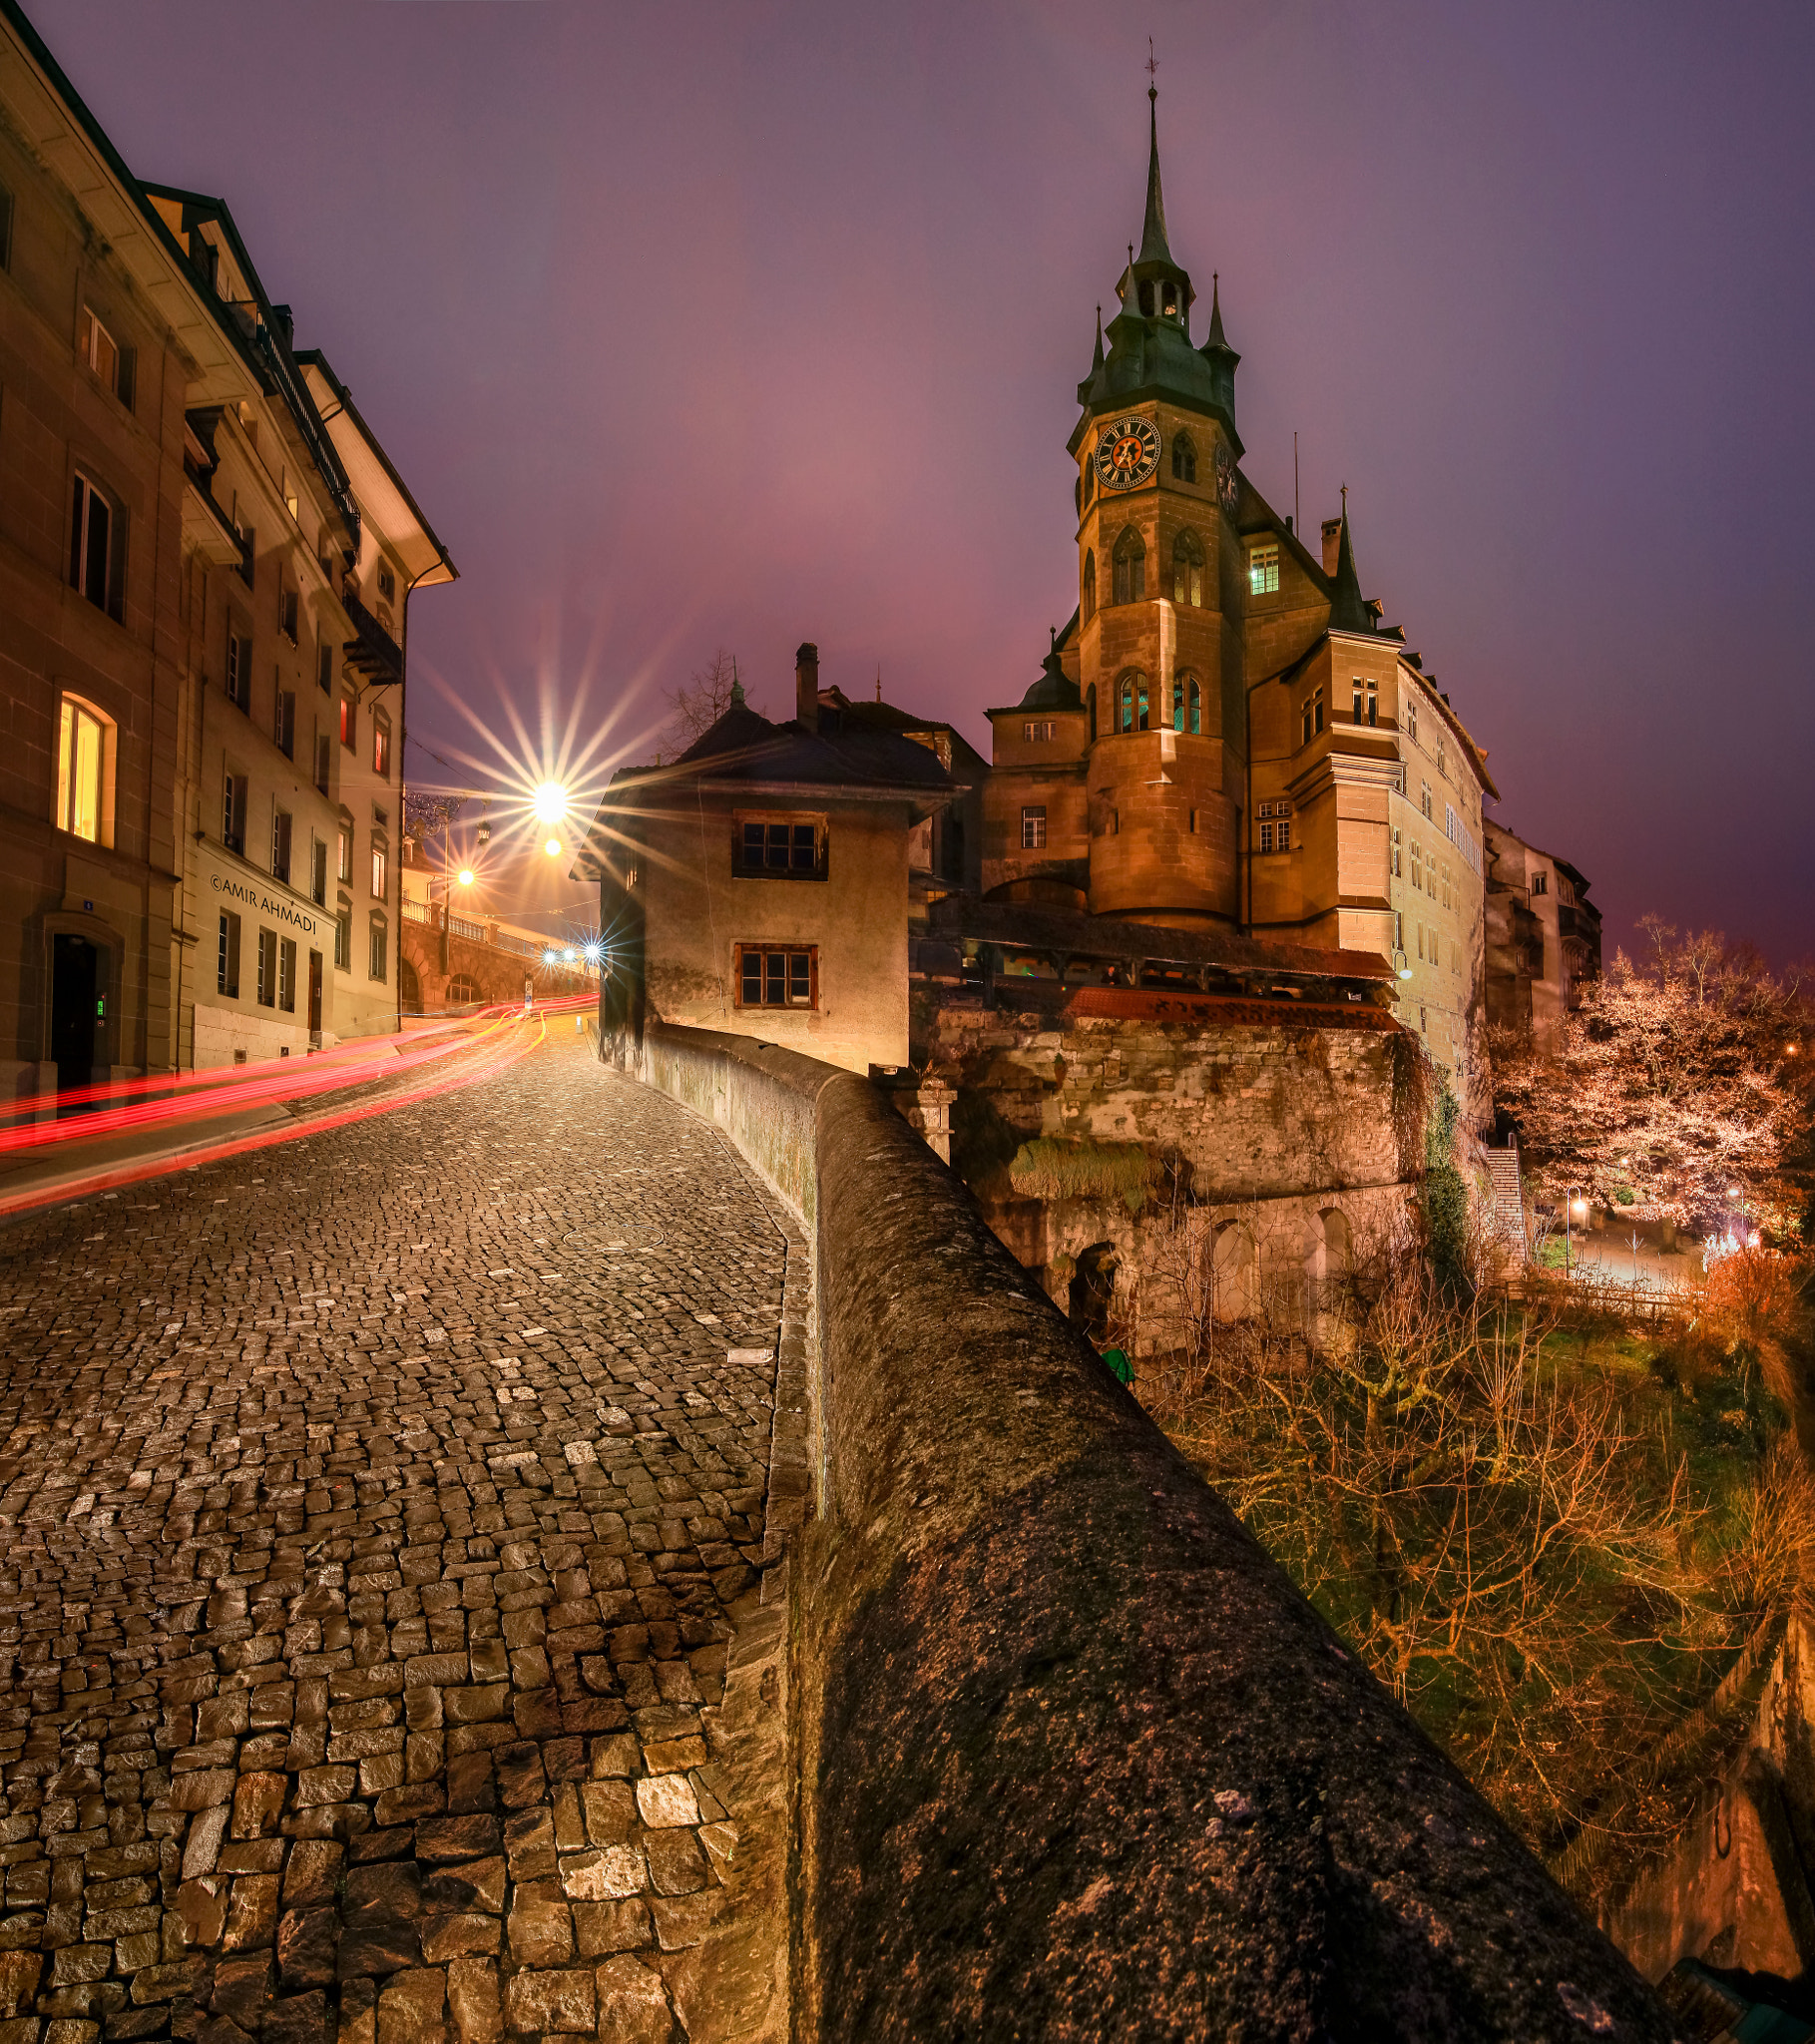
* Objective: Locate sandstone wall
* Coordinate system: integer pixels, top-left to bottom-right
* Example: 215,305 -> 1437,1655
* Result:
916,982 -> 1415,1345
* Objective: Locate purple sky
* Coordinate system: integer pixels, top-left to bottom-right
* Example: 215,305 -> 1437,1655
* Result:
35,0 -> 1815,962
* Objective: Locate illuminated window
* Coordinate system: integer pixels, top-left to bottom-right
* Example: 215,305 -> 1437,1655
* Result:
373,720 -> 391,778
370,843 -> 387,898
336,826 -> 351,884
1171,527 -> 1204,607
1170,431 -> 1196,482
1248,542 -> 1279,596
340,696 -> 356,752
55,697 -> 107,843
1173,675 -> 1199,735
1118,671 -> 1149,733
736,945 -> 816,1010
1021,805 -> 1047,850
1112,527 -> 1145,605
1022,721 -> 1056,742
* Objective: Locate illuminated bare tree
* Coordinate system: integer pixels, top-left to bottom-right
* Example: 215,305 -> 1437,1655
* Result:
661,648 -> 746,754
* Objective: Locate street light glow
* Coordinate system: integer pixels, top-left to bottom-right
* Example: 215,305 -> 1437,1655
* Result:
544,837 -> 562,857
583,943 -> 601,964
457,868 -> 475,887
533,781 -> 569,825
563,948 -> 577,962
1727,1185 -> 1743,1197
543,949 -> 558,964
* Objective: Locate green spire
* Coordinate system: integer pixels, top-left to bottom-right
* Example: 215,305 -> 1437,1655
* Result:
1136,86 -> 1172,265
1091,304 -> 1104,372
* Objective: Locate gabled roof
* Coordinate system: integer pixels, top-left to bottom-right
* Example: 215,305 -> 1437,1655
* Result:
613,700 -> 961,799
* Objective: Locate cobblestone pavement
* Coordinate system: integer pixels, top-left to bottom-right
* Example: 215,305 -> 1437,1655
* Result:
0,1030 -> 795,2044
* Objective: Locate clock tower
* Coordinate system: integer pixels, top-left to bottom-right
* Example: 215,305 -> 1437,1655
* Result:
1066,88 -> 1246,927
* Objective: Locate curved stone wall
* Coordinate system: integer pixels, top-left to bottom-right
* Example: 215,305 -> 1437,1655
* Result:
601,1016 -> 1674,2041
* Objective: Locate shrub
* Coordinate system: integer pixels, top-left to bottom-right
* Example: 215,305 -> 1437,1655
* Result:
1009,1137 -> 1159,1215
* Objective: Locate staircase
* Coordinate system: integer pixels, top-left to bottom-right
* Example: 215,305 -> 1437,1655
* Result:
1483,1141 -> 1528,1254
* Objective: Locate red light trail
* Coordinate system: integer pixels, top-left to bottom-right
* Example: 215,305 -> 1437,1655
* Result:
0,997 -> 597,1220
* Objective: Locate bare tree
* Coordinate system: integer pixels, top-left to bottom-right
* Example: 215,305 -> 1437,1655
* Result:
661,649 -> 747,756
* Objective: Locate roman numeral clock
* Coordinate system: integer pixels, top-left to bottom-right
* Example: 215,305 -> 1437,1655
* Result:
1093,415 -> 1160,490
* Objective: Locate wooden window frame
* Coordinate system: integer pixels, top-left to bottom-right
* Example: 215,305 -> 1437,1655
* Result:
732,943 -> 818,1012
731,811 -> 827,881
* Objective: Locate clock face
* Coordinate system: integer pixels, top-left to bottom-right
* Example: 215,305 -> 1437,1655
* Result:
1214,441 -> 1239,515
1094,415 -> 1161,492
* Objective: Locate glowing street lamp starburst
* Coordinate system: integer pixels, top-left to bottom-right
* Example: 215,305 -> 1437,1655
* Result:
533,781 -> 570,826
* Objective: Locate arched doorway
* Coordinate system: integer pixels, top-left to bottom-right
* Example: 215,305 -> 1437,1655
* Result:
1068,1243 -> 1118,1348
398,956 -> 422,1015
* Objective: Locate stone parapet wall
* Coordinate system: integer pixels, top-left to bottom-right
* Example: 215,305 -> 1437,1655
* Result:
599,1012 -> 1673,2040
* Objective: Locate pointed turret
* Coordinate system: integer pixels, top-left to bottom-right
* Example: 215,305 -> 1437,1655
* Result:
1199,271 -> 1239,419
1071,90 -> 1241,455
1326,510 -> 1373,636
1136,87 -> 1172,265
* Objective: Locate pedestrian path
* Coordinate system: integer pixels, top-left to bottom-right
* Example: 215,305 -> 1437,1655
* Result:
0,1031 -> 791,2043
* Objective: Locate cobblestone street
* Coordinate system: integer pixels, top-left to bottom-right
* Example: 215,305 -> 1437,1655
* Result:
0,1032 -> 795,2044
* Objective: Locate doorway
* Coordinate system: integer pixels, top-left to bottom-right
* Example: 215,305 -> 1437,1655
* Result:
307,949 -> 322,1035
1068,1242 -> 1119,1348
50,933 -> 99,1103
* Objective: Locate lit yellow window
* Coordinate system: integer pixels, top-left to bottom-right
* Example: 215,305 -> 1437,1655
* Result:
1247,542 -> 1279,596
57,697 -> 105,842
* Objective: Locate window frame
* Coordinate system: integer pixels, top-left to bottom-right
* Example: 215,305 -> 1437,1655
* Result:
1247,542 -> 1280,597
731,811 -> 827,881
370,840 -> 388,900
1170,430 -> 1197,483
55,693 -> 112,845
217,910 -> 240,998
69,470 -> 118,617
339,695 -> 356,753
732,942 -> 818,1012
1170,527 -> 1204,608
367,915 -> 388,984
271,806 -> 292,885
255,925 -> 277,1008
372,717 -> 392,779
1111,527 -> 1146,606
1020,805 -> 1048,850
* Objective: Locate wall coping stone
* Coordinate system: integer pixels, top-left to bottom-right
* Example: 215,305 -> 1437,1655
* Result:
600,1014 -> 1674,2041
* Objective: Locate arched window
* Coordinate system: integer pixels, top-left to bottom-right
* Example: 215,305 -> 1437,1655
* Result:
1118,671 -> 1149,734
1171,431 -> 1196,483
1082,549 -> 1096,623
1171,527 -> 1204,607
1171,679 -> 1184,733
1112,527 -> 1145,605
1187,676 -> 1201,735
1086,685 -> 1097,742
56,693 -> 114,845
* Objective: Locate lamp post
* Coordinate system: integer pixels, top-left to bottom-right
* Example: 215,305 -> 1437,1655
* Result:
437,847 -> 474,975
1566,1186 -> 1582,1278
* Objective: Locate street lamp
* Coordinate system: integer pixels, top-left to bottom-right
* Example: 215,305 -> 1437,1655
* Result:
437,840 -> 473,973
533,782 -> 569,825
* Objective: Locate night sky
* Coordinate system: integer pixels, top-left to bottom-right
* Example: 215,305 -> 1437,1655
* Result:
31,0 -> 1815,963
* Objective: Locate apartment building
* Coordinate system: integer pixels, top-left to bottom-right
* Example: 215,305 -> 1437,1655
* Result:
0,0 -> 452,1093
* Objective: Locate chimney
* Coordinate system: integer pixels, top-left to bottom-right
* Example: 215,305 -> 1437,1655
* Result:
1321,519 -> 1342,576
795,642 -> 819,732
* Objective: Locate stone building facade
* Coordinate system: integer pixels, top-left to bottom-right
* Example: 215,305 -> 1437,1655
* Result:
978,92 -> 1497,1110
0,2 -> 453,1095
581,645 -> 963,1076
1484,819 -> 1603,1046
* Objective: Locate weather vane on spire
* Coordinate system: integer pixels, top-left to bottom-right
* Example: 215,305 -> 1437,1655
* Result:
1146,37 -> 1157,90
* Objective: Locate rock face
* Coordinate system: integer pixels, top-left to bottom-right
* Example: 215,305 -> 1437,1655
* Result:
1602,1611 -> 1815,1985
914,982 -> 1417,1348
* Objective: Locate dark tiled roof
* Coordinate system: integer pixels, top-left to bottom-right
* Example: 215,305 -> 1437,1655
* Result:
930,896 -> 1392,984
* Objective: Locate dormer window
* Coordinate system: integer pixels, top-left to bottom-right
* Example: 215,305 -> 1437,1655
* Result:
1248,542 -> 1279,596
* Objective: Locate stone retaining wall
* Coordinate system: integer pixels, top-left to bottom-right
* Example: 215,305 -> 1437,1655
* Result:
600,1014 -> 1675,2040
